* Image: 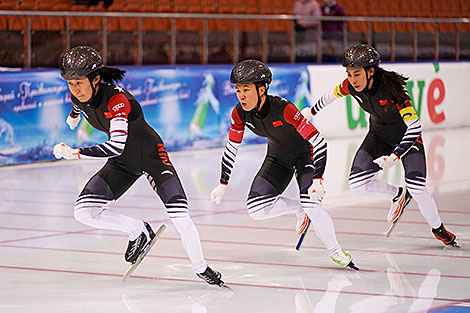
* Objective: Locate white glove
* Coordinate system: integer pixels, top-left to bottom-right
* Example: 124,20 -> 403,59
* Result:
373,153 -> 399,169
53,142 -> 80,160
66,114 -> 81,130
210,184 -> 227,205
301,107 -> 314,120
308,178 -> 325,202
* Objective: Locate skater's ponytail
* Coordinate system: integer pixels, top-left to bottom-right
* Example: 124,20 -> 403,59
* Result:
88,67 -> 126,84
374,67 -> 410,106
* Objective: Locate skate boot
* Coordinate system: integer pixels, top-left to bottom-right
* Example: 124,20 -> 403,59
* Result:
388,187 -> 412,223
197,266 -> 225,287
296,213 -> 310,235
125,222 -> 155,263
432,223 -> 459,247
331,250 -> 359,271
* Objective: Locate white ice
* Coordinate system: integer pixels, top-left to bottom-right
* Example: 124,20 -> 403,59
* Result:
0,127 -> 469,313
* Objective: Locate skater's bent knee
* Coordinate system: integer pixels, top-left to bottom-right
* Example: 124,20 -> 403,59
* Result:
247,208 -> 268,220
349,182 -> 367,194
73,207 -> 103,223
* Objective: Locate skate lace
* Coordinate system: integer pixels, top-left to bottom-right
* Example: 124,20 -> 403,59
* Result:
435,229 -> 452,240
130,240 -> 139,255
198,268 -> 220,284
127,236 -> 144,257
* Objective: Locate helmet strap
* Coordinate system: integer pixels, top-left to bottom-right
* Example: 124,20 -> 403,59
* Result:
85,73 -> 100,104
254,82 -> 267,113
364,66 -> 373,91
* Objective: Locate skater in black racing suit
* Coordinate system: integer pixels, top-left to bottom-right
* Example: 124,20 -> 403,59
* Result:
303,44 -> 458,246
210,59 -> 357,268
53,46 -> 224,285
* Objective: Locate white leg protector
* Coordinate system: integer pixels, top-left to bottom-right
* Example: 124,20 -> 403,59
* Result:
407,188 -> 441,229
247,195 -> 302,220
171,215 -> 208,273
74,195 -> 144,240
301,197 -> 341,255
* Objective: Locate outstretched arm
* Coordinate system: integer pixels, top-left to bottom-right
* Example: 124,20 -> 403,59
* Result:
302,78 -> 350,119
211,107 -> 245,204
54,94 -> 130,160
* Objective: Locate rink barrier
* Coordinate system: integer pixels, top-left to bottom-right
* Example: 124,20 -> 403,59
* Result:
0,62 -> 469,166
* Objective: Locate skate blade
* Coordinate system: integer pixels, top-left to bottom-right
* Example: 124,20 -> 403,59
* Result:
219,283 -> 233,291
385,221 -> 398,238
386,209 -> 406,237
295,220 -> 311,251
122,224 -> 166,282
448,241 -> 461,248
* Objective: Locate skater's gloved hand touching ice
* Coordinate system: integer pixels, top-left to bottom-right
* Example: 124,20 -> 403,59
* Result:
308,178 -> 325,201
66,114 -> 81,130
210,184 -> 227,204
53,142 -> 80,160
373,153 -> 399,169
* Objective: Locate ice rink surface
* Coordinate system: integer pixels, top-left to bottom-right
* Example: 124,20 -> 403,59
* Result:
1,127 -> 469,313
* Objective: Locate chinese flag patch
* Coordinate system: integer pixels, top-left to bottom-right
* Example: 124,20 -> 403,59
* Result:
379,100 -> 388,106
272,120 -> 283,127
104,112 -> 112,118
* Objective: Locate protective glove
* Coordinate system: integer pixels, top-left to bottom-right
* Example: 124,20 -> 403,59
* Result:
53,142 -> 80,160
210,184 -> 227,205
373,153 -> 399,169
308,178 -> 325,202
66,114 -> 81,130
301,107 -> 314,120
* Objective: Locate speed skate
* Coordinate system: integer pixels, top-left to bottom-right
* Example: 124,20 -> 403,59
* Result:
385,187 -> 412,237
122,224 -> 166,282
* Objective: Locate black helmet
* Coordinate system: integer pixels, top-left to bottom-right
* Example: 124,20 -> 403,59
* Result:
230,59 -> 272,85
342,44 -> 380,68
60,46 -> 103,80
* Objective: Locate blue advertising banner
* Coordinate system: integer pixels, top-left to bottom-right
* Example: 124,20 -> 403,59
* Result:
0,64 -> 310,166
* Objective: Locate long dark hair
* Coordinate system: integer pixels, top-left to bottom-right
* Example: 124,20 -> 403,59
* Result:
87,66 -> 126,84
373,67 -> 410,105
